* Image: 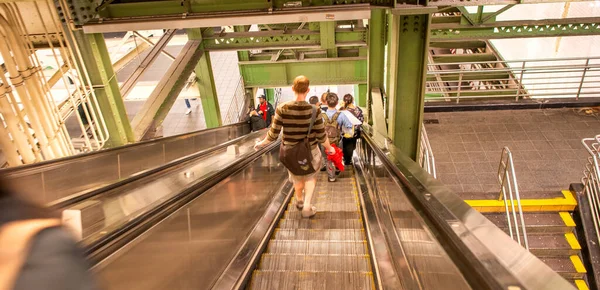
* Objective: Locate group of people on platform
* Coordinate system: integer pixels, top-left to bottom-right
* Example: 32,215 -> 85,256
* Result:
254,76 -> 363,218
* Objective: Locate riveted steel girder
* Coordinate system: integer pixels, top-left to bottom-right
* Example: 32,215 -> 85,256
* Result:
387,14 -> 430,160
431,17 -> 600,40
130,40 -> 205,139
239,57 -> 367,87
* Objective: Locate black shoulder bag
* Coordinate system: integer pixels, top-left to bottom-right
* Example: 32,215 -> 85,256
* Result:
279,106 -> 318,176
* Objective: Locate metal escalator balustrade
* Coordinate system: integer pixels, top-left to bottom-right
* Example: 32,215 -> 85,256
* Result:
360,125 -> 576,290
60,131 -> 273,254
92,142 -> 287,290
248,168 -> 376,290
0,122 -> 251,205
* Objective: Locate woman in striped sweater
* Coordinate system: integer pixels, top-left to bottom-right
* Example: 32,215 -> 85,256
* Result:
255,76 -> 335,218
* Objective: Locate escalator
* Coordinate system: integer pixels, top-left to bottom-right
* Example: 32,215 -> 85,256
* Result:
60,126 -> 576,290
249,168 -> 375,289
0,122 -> 250,206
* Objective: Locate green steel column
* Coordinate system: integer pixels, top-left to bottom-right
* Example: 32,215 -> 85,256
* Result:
387,14 -> 431,161
75,32 -> 134,146
188,28 -> 222,128
265,88 -> 275,104
320,21 -> 337,57
368,8 -> 386,125
234,25 -> 250,61
355,84 -> 367,108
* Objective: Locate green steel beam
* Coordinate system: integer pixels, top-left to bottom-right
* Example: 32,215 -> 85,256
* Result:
265,88 -> 275,103
387,14 -> 430,161
367,8 -> 386,126
73,32 -> 134,147
99,1 -> 394,18
233,26 -> 251,61
189,28 -> 222,128
431,17 -> 600,40
239,58 -> 367,87
130,39 -> 205,140
320,21 -> 337,57
355,84 -> 367,108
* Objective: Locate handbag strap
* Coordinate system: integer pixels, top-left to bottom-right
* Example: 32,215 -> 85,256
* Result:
306,105 -> 317,138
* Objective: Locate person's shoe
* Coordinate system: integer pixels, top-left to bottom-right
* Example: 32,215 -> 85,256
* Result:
296,199 -> 304,210
185,109 -> 192,115
335,170 -> 341,175
328,177 -> 336,182
301,206 -> 317,218
320,166 -> 327,172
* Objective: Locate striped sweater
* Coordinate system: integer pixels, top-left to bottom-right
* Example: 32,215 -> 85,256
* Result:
266,101 -> 326,147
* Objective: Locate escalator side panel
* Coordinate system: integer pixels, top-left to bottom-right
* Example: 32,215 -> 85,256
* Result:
94,150 -> 286,290
2,123 -> 250,205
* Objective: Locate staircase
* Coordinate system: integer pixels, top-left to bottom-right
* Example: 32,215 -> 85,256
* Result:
427,14 -> 526,103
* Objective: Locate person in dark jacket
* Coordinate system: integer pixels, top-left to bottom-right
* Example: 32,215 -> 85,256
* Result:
256,95 -> 275,127
0,178 -> 96,290
248,110 -> 267,131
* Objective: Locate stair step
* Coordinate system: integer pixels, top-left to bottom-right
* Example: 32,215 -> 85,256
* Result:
528,234 -> 580,257
432,53 -> 497,63
278,219 -> 363,230
483,212 -> 575,234
273,229 -> 366,241
249,271 -> 374,290
283,210 -> 361,220
430,41 -> 487,49
288,196 -> 359,207
257,254 -> 372,272
540,256 -> 586,280
265,240 -> 368,255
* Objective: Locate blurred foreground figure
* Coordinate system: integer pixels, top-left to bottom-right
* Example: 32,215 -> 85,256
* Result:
0,178 -> 96,290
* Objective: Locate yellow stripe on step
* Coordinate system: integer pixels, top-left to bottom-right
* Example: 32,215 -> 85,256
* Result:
575,280 -> 590,290
560,212 -> 577,227
566,233 -> 582,250
570,255 -> 587,273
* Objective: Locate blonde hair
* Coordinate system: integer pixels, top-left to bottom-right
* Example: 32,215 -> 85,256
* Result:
292,75 -> 310,94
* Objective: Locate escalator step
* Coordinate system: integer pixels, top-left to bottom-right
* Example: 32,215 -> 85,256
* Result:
257,254 -> 372,272
273,229 -> 366,241
283,210 -> 361,220
278,219 -> 363,230
249,271 -> 374,290
287,201 -> 358,212
266,240 -> 368,255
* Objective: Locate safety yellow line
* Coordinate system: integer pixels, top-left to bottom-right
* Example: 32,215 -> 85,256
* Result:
560,212 -> 577,227
566,233 -> 582,250
570,255 -> 587,273
465,190 -> 577,212
575,280 -> 590,290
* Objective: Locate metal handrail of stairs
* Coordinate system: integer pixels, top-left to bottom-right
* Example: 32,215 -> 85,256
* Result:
418,124 -> 437,178
497,147 -> 529,250
581,136 -> 600,244
427,56 -> 600,102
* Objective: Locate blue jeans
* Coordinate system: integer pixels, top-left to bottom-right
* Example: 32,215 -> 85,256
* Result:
184,99 -> 191,109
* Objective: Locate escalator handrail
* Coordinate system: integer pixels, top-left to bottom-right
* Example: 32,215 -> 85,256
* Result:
0,122 -> 248,175
48,131 -> 260,210
86,138 -> 280,267
361,127 -> 574,290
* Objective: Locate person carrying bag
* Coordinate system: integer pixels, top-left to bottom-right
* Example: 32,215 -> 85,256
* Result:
255,75 -> 334,218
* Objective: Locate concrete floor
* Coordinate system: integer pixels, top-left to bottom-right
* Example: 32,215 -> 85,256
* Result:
424,108 -> 597,199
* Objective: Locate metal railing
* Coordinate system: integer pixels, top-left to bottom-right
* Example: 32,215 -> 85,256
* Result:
418,124 -> 436,178
581,137 -> 600,244
497,147 -> 529,250
426,56 -> 600,103
223,77 -> 249,125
